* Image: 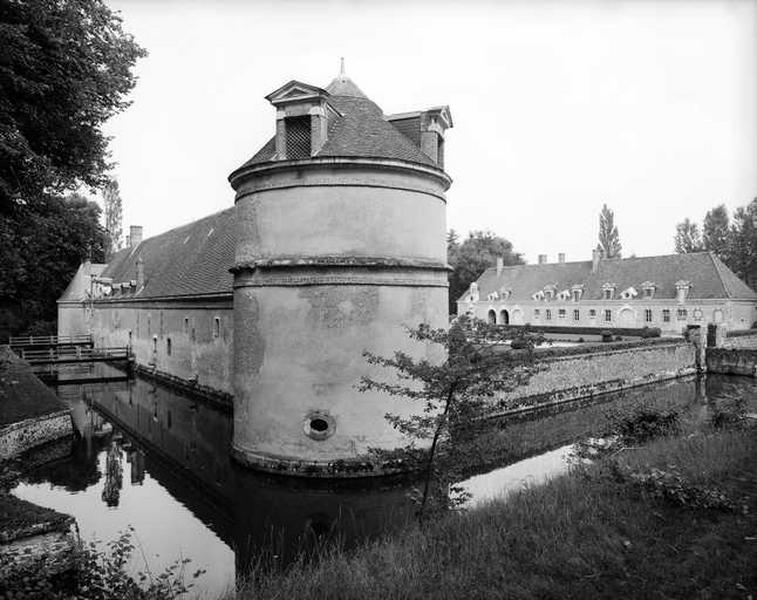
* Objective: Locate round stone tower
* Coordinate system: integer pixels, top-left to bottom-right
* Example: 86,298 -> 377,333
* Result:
228,67 -> 452,476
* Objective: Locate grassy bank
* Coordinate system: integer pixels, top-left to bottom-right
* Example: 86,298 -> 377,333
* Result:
239,425 -> 756,599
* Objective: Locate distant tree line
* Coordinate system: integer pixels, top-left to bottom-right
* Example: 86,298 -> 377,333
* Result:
674,199 -> 757,288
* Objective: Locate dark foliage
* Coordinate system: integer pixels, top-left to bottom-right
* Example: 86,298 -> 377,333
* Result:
0,0 -> 146,209
447,230 -> 523,315
0,194 -> 105,337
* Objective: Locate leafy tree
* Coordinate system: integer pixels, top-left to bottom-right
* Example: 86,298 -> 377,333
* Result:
728,198 -> 757,289
0,0 -> 146,210
598,204 -> 622,258
448,231 -> 523,315
703,204 -> 730,260
103,179 -> 123,259
0,194 -> 105,336
359,316 -> 542,521
674,218 -> 704,254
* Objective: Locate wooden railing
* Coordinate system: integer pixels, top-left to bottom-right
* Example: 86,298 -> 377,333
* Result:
17,346 -> 130,365
8,334 -> 94,348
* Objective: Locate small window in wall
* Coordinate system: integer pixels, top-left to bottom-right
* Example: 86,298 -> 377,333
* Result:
545,309 -> 552,321
534,308 -> 540,320
285,116 -> 312,159
166,338 -> 172,356
213,317 -> 221,338
604,309 -> 612,322
662,309 -> 671,323
183,317 -> 189,334
152,336 -> 158,351
147,317 -> 151,338
589,309 -> 597,319
573,309 -> 580,321
677,308 -> 687,321
644,309 -> 653,323
558,309 -> 566,319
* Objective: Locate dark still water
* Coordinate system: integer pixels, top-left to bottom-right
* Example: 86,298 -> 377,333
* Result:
10,368 -> 757,598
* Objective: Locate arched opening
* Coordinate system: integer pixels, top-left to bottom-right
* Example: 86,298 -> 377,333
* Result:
499,309 -> 509,325
487,310 -> 496,324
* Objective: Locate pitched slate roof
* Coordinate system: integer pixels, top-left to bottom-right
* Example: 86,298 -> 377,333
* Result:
99,208 -> 235,300
466,252 -> 757,303
58,263 -> 107,302
239,78 -> 437,169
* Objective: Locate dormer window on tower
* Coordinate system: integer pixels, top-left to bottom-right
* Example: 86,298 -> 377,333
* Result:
641,281 -> 657,299
602,283 -> 617,300
387,105 -> 453,168
265,81 -> 342,160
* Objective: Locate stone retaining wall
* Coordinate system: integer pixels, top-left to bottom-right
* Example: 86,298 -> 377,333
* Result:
0,411 -> 73,462
706,348 -> 757,377
498,340 -> 697,415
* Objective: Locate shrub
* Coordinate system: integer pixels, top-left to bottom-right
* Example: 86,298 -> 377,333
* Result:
577,337 -> 585,343
614,335 -> 623,342
640,327 -> 661,338
710,394 -> 747,430
612,463 -> 737,512
509,338 -> 528,350
601,330 -> 612,343
610,407 -> 680,444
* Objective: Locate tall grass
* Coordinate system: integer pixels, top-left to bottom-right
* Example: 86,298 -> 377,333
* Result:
235,427 -> 756,600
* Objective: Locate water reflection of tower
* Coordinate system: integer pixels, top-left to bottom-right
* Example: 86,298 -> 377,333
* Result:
230,470 -> 414,583
101,437 -> 124,507
127,447 -> 146,485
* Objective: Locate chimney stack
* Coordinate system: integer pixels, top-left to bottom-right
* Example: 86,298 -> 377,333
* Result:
129,226 -> 143,248
136,256 -> 144,288
496,256 -> 504,276
538,254 -> 547,265
558,253 -> 565,264
592,246 -> 602,273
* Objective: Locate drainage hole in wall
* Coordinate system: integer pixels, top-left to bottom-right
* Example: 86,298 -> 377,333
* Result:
310,418 -> 329,433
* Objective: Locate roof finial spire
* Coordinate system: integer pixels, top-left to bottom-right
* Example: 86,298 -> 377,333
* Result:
339,57 -> 345,77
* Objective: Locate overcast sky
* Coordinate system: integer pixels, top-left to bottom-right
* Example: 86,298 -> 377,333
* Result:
105,0 -> 757,264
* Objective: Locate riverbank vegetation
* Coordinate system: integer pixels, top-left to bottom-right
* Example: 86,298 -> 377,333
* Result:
238,409 -> 756,599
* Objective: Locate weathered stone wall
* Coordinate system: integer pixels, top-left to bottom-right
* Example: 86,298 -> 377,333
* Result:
74,299 -> 233,394
0,412 -> 73,461
722,332 -> 757,350
231,160 -> 450,472
498,340 -> 697,413
707,348 -> 757,377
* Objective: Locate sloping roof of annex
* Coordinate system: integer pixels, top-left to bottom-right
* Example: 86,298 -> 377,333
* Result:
464,252 -> 757,303
96,207 -> 235,301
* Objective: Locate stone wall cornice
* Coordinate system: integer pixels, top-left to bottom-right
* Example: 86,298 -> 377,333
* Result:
231,255 -> 451,274
228,156 -> 452,194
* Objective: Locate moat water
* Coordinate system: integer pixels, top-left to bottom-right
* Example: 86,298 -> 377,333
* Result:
10,367 -> 757,598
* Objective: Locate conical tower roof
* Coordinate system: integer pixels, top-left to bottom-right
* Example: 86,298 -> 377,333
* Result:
325,58 -> 367,98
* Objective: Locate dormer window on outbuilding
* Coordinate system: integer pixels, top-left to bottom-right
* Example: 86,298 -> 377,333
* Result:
543,284 -> 557,301
675,280 -> 691,303
532,290 -> 545,301
620,286 -> 638,300
571,285 -> 584,302
602,283 -> 617,300
641,281 -> 657,299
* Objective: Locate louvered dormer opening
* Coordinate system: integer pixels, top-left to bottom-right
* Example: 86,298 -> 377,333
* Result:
285,116 -> 312,159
